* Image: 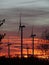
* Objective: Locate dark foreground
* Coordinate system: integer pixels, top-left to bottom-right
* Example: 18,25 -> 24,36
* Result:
0,56 -> 49,65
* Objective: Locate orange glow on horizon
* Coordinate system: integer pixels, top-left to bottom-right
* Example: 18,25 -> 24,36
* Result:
0,36 -> 49,59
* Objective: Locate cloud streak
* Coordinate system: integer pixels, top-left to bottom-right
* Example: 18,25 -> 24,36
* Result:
0,0 -> 49,10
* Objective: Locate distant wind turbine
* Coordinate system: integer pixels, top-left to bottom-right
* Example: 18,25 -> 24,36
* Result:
7,43 -> 11,58
30,26 -> 36,56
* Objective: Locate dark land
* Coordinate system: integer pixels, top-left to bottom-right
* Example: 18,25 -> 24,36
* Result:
0,56 -> 49,65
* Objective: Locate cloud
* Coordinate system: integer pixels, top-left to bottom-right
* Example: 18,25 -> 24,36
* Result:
0,8 -> 49,31
0,0 -> 49,9
0,8 -> 49,40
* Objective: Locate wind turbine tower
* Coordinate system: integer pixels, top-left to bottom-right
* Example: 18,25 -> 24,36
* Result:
19,13 -> 25,58
31,27 -> 36,56
7,43 -> 11,58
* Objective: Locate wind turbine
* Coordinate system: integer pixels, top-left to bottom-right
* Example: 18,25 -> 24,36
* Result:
0,19 -> 6,57
0,19 -> 6,44
0,33 -> 6,42
30,26 -> 36,56
19,13 -> 25,58
6,36 -> 12,58
0,19 -> 5,27
7,43 -> 11,58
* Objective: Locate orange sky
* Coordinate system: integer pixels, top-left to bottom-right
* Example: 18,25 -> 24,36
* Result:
0,36 -> 49,58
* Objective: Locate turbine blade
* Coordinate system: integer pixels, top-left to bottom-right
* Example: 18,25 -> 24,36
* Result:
0,19 -> 5,27
2,19 -> 5,23
19,13 -> 21,30
0,22 -> 3,26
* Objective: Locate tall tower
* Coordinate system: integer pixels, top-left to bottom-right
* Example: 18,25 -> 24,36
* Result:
19,13 -> 25,58
7,43 -> 11,58
31,27 -> 36,56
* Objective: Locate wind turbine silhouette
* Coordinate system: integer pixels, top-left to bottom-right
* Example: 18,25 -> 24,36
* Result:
0,19 -> 6,57
0,19 -> 5,27
0,19 -> 6,43
19,13 -> 25,58
7,36 -> 12,58
7,43 -> 11,58
0,33 -> 6,42
30,26 -> 36,56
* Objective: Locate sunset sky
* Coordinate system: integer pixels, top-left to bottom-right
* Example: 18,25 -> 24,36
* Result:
0,0 -> 49,58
